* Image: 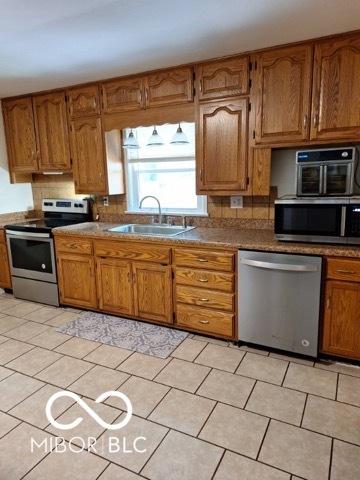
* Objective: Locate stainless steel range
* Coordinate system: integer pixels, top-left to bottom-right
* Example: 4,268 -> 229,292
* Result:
5,199 -> 91,306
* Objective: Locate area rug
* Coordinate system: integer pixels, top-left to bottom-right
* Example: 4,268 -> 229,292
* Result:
57,311 -> 188,359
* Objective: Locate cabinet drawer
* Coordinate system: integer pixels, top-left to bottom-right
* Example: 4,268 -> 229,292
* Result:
0,230 -> 5,244
173,248 -> 235,272
55,236 -> 93,255
176,304 -> 234,338
327,258 -> 360,283
95,240 -> 170,264
175,267 -> 234,292
176,285 -> 234,312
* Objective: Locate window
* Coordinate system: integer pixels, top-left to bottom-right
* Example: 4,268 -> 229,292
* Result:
124,123 -> 207,216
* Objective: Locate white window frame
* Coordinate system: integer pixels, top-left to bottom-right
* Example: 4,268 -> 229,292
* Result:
124,136 -> 208,217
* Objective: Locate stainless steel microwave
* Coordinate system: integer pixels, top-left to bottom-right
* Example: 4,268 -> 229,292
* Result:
275,198 -> 360,244
296,147 -> 358,196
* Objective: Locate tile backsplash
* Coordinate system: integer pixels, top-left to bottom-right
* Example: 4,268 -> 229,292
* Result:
31,174 -> 83,213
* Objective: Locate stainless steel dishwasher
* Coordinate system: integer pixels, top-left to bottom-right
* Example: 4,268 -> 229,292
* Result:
238,250 -> 322,357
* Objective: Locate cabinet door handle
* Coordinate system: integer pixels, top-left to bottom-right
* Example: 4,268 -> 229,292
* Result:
199,298 -> 210,302
127,271 -> 131,283
336,269 -> 356,275
199,320 -> 209,324
326,296 -> 331,309
313,113 -> 319,128
199,79 -> 203,92
197,258 -> 208,263
198,278 -> 209,283
303,114 -> 308,129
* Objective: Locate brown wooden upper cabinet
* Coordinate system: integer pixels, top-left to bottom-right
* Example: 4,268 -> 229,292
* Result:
311,33 -> 360,140
253,44 -> 313,144
67,84 -> 101,118
33,92 -> 71,171
2,97 -> 38,173
101,67 -> 193,113
70,116 -> 107,194
197,98 -> 248,194
196,56 -> 249,101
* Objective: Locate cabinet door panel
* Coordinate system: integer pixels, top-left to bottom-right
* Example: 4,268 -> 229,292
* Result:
96,258 -> 133,315
322,280 -> 360,359
133,262 -> 172,323
101,77 -> 144,113
197,98 -> 248,193
254,45 -> 313,144
311,33 -> 360,140
197,56 -> 249,100
57,253 -> 97,308
145,67 -> 193,108
68,84 -> 100,118
70,116 -> 107,194
0,243 -> 12,289
2,97 -> 38,172
33,92 -> 71,171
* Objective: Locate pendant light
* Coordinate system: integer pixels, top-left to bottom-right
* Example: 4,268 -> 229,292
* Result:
123,129 -> 139,149
146,126 -> 164,146
170,123 -> 189,144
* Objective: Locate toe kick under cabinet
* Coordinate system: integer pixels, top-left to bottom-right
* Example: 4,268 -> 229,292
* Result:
54,235 -> 237,339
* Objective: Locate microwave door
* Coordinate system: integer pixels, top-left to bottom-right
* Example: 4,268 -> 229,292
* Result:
297,165 -> 323,196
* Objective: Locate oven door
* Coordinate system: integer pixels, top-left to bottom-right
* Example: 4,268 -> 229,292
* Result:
323,162 -> 353,196
275,202 -> 345,242
297,164 -> 323,196
6,231 -> 57,283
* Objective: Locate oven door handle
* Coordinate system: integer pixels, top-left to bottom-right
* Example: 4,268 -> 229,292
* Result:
6,230 -> 51,239
240,258 -> 319,272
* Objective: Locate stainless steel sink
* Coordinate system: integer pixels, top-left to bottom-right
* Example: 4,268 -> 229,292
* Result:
108,224 -> 195,237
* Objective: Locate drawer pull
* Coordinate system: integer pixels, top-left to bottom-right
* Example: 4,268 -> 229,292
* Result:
198,278 -> 209,283
199,298 -> 209,302
199,320 -> 210,324
197,258 -> 208,263
336,269 -> 356,274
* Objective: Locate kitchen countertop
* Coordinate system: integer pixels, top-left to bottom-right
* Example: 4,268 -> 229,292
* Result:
53,222 -> 360,258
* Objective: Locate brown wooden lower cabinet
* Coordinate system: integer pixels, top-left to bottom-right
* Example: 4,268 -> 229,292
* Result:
322,280 -> 360,360
132,262 -> 172,324
57,253 -> 97,309
96,257 -> 133,316
0,241 -> 12,289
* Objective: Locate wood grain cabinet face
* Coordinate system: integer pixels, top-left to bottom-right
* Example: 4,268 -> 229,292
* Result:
197,57 -> 249,100
68,85 -> 100,118
96,257 -> 133,316
132,262 -> 173,324
70,116 -> 107,194
197,98 -> 248,194
0,242 -> 12,289
322,280 -> 360,360
57,253 -> 97,308
2,97 -> 38,172
144,67 -> 193,108
311,33 -> 360,140
33,92 -> 71,171
101,77 -> 144,113
254,45 -> 313,144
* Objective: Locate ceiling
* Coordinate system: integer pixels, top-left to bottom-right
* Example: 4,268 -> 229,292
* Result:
1,0 -> 360,98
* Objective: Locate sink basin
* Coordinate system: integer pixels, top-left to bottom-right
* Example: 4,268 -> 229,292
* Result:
108,224 -> 195,237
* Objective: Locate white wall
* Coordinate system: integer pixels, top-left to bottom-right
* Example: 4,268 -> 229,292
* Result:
271,149 -> 297,198
0,101 -> 33,214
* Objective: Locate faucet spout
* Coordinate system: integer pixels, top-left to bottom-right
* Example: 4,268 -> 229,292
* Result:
139,195 -> 163,224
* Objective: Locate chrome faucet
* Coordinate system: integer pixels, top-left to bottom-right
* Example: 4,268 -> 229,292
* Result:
139,196 -> 163,224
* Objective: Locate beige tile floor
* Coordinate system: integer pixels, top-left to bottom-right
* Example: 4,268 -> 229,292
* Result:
0,292 -> 360,480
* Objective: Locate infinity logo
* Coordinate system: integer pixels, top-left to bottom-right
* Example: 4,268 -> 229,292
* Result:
46,391 -> 133,431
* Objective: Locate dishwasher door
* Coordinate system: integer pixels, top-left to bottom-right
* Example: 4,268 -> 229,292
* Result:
238,250 -> 322,357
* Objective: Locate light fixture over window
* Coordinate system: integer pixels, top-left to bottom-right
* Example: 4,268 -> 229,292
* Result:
123,129 -> 139,149
170,123 -> 189,144
146,126 -> 164,146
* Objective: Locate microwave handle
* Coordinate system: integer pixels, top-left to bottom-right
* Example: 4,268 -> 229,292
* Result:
340,206 -> 347,236
320,165 -> 326,195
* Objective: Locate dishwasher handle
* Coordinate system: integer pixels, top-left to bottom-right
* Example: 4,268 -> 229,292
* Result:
239,258 -> 319,272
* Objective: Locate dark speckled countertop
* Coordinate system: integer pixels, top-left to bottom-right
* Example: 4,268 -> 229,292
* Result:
53,222 -> 360,258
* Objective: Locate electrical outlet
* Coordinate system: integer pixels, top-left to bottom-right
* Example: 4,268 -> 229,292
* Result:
102,196 -> 109,207
230,196 -> 243,208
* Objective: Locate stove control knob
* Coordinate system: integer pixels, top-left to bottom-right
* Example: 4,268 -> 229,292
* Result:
41,264 -> 46,270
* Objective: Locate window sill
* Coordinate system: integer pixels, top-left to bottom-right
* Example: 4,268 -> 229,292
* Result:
124,210 -> 209,217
